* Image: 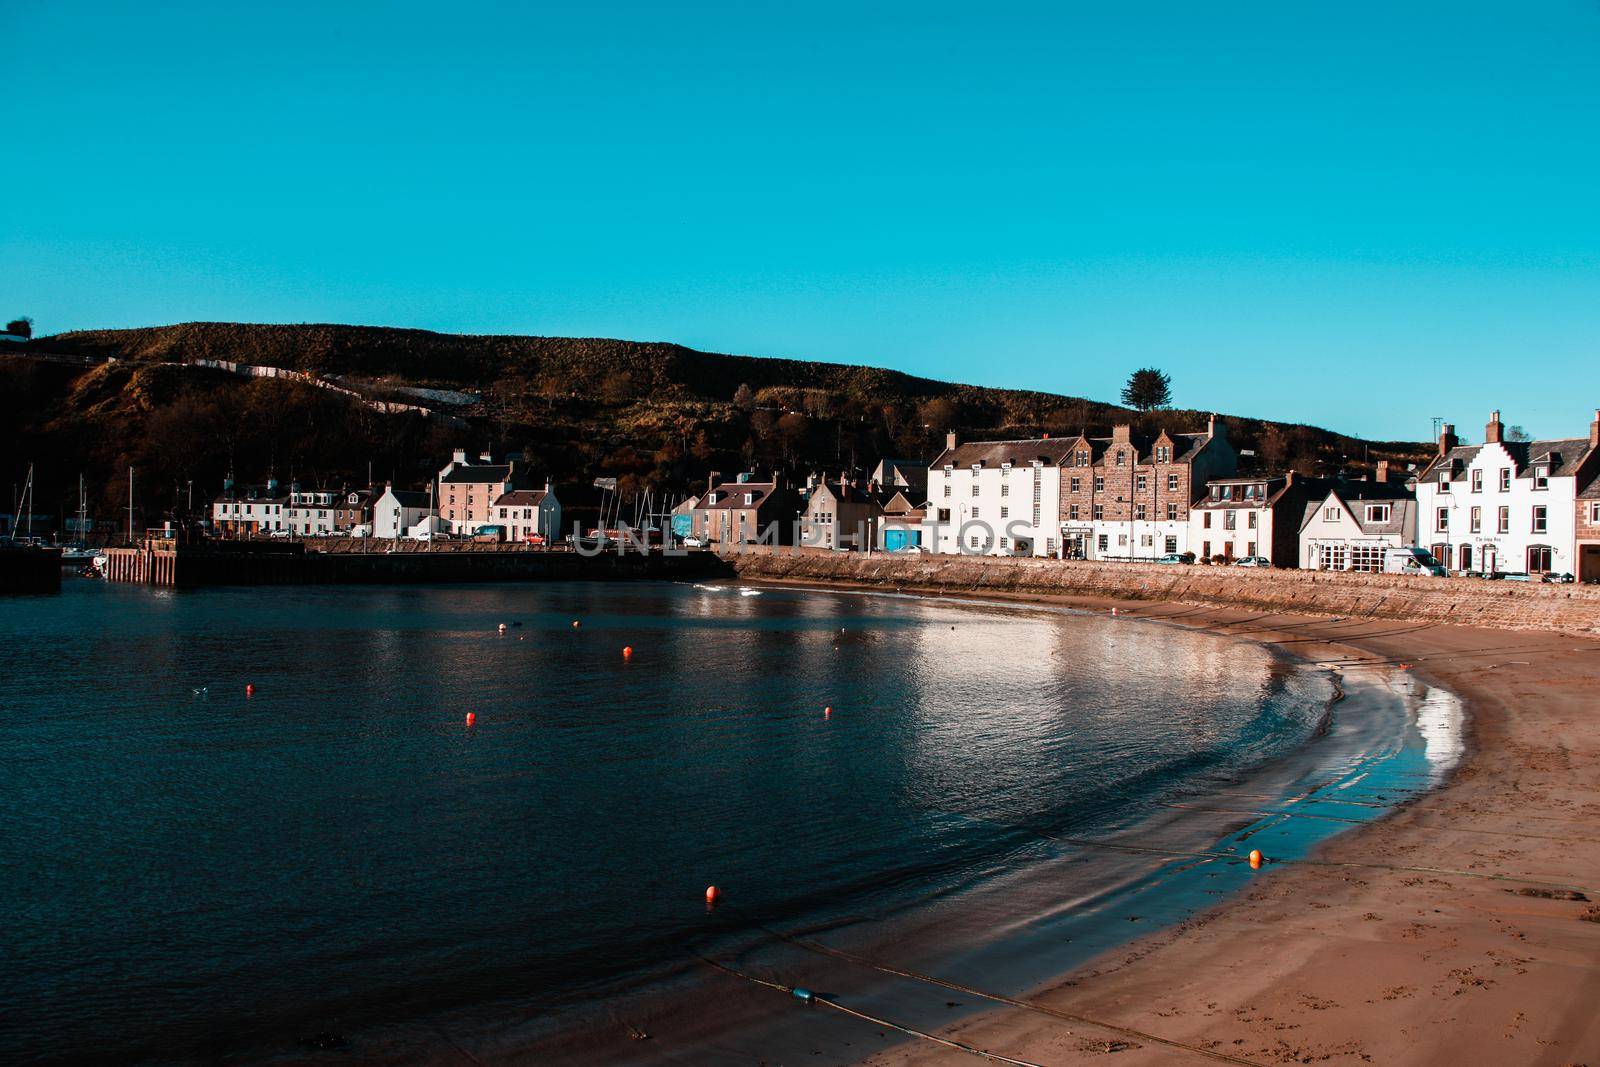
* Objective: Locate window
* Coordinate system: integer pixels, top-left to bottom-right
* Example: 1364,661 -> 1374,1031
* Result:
1439,472 -> 1450,488
1436,507 -> 1448,532
999,506 -> 1009,519
1350,545 -> 1384,572
1534,466 -> 1549,490
743,493 -> 753,505
1499,469 -> 1510,492
1069,504 -> 1080,520
1136,474 -> 1148,492
1069,477 -> 1081,493
1224,511 -> 1237,530
1046,538 -> 1057,553
972,508 -> 980,519
1527,545 -> 1553,573
1141,534 -> 1153,547
999,537 -> 1009,548
1093,504 -> 1104,520
1203,512 -> 1212,528
1135,503 -> 1147,520
1497,506 -> 1509,534
1167,474 -> 1180,491
1164,536 -> 1178,553
1115,450 -> 1126,466
1118,533 -> 1129,545
943,485 -> 951,498
1532,505 -> 1548,534
1156,446 -> 1170,463
1246,511 -> 1257,529
1592,503 -> 1600,524
937,508 -> 951,522
1471,469 -> 1483,493
1365,504 -> 1391,523
1318,543 -> 1347,570
1076,449 -> 1089,465
970,536 -> 980,549
1094,476 -> 1105,492
971,483 -> 980,496
1470,506 -> 1481,533
1000,483 -> 1009,497
1166,503 -> 1179,520
1097,534 -> 1109,552
1324,506 -> 1340,521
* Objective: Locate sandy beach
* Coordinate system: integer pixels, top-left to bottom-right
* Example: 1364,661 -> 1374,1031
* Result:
842,596 -> 1600,1067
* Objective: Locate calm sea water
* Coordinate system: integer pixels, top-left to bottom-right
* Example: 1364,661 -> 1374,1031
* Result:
2,579 -> 1346,1062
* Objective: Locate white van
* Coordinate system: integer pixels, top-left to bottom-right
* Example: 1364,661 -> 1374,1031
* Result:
1384,546 -> 1447,576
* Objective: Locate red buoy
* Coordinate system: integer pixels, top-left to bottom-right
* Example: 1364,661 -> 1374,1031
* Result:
705,885 -> 722,904
245,684 -> 256,697
466,712 -> 476,727
824,706 -> 832,719
623,645 -> 634,658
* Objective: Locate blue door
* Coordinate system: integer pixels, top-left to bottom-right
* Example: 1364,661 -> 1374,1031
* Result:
883,527 -> 919,552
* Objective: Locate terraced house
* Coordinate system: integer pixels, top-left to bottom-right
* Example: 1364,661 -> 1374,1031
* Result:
1416,410 -> 1600,577
925,434 -> 1066,556
437,449 -> 532,536
1057,416 -> 1236,561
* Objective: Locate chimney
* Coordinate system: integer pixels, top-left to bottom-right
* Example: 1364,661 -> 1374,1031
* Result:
707,470 -> 721,495
1485,410 -> 1503,445
479,451 -> 494,464
945,430 -> 957,452
1112,423 -> 1132,441
1374,460 -> 1390,484
1209,413 -> 1228,439
1591,409 -> 1599,448
1283,469 -> 1296,487
452,449 -> 467,464
1438,422 -> 1458,457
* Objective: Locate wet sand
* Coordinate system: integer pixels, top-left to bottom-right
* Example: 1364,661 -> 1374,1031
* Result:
846,597 -> 1600,1067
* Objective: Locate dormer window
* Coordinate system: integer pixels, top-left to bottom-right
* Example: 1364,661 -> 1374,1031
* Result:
1000,461 -> 1012,471
1365,504 -> 1391,523
743,493 -> 753,505
1076,449 -> 1089,465
1156,446 -> 1170,463
706,492 -> 717,505
1438,471 -> 1449,488
1534,466 -> 1549,491
1115,450 -> 1126,466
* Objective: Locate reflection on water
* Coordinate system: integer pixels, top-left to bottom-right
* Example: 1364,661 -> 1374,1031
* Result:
2,580 -> 1346,1063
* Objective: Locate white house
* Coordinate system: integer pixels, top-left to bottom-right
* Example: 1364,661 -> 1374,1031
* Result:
1189,471 -> 1325,567
490,485 -> 561,543
925,434 -> 1066,557
372,486 -> 435,539
1298,478 -> 1417,571
1415,411 -> 1597,576
210,480 -> 289,535
286,488 -> 342,537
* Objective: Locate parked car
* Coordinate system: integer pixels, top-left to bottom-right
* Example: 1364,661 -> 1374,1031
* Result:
1154,552 -> 1193,564
1232,556 -> 1272,568
681,536 -> 708,548
1541,571 -> 1575,584
1501,571 -> 1533,583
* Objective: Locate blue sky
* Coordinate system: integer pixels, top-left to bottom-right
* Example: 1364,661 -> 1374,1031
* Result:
5,1 -> 1599,442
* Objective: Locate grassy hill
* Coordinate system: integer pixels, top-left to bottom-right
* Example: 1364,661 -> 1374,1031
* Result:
7,322 -> 1430,534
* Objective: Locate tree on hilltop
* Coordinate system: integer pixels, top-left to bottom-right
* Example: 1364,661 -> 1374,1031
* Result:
1121,367 -> 1172,412
5,317 -> 32,338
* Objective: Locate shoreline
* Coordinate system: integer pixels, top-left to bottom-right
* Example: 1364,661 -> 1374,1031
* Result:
428,580 -> 1479,1067
777,581 -> 1600,1066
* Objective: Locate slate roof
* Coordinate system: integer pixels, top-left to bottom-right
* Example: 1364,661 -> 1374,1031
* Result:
698,481 -> 779,511
492,489 -> 549,507
930,439 -> 1070,468
1191,474 -> 1321,511
1302,481 -> 1415,536
1421,438 -> 1591,482
384,489 -> 432,509
441,463 -> 512,484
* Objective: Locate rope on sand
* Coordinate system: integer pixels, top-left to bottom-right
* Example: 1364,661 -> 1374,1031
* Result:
694,953 -> 1055,1067
725,927 -> 1270,1067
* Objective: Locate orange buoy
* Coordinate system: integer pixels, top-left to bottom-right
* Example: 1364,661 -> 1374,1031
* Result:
824,706 -> 832,718
623,645 -> 634,658
1111,607 -> 1119,616
245,684 -> 256,697
705,885 -> 722,904
466,712 -> 476,727
1248,849 -> 1264,869
572,620 -> 581,629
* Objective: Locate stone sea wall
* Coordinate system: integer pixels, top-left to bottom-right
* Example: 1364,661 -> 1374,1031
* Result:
726,549 -> 1600,635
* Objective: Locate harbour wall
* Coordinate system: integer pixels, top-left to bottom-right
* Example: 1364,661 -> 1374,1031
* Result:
726,548 -> 1600,635
103,542 -> 725,588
